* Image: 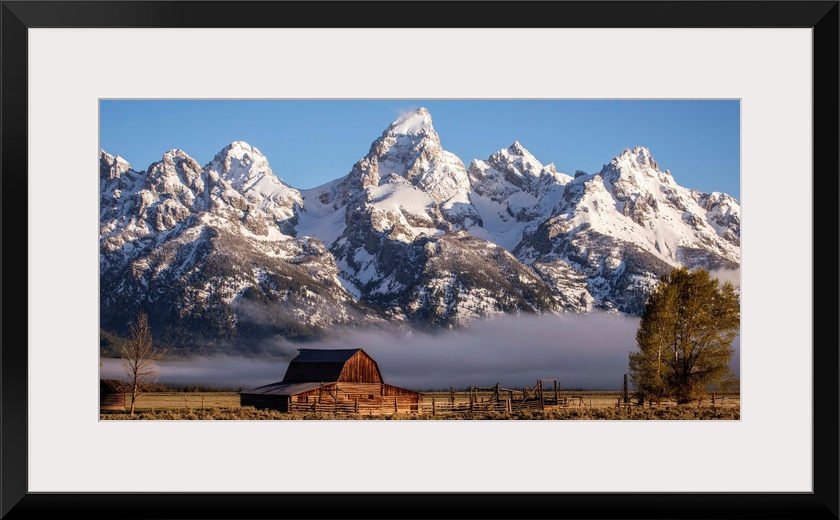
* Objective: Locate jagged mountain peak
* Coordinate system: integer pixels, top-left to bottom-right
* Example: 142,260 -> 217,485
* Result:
487,141 -> 545,176
100,150 -> 144,191
206,141 -> 272,173
156,149 -> 204,176
99,149 -> 133,176
377,108 -> 442,156
215,140 -> 265,161
101,112 -> 740,350
204,140 -> 285,189
207,141 -> 273,176
162,148 -> 194,160
388,107 -> 434,136
333,106 -> 469,207
596,146 -> 674,194
613,145 -> 659,171
507,141 -> 532,157
100,148 -> 126,164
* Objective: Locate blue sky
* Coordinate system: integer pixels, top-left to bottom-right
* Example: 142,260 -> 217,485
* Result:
100,99 -> 740,200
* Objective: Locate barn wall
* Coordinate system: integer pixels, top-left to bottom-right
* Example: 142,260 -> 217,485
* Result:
336,382 -> 382,397
293,384 -> 337,402
240,394 -> 290,412
290,394 -> 421,415
382,384 -> 423,401
337,351 -> 382,383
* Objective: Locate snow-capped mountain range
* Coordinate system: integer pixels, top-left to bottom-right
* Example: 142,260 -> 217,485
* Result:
100,108 -> 740,353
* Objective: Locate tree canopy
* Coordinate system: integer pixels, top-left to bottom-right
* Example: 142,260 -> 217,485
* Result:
629,267 -> 740,404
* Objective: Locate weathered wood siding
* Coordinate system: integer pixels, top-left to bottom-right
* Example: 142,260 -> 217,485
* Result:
289,395 -> 421,415
295,384 -> 337,402
337,351 -> 383,383
382,383 -> 423,401
335,382 -> 382,397
283,382 -> 423,415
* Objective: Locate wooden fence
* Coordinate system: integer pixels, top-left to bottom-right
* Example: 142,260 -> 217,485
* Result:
618,393 -> 741,408
288,396 -> 420,415
283,380 -> 574,416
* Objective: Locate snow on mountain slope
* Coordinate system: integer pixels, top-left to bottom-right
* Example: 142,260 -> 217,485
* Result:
364,232 -> 562,327
100,143 -> 305,260
203,141 -> 303,236
466,142 -> 572,250
563,146 -> 740,267
292,109 -> 562,325
316,108 -> 481,228
515,146 -> 740,314
101,108 -> 741,350
99,144 -> 385,351
297,177 -> 349,247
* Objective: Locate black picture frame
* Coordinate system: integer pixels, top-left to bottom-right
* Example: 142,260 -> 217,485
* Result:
2,1 -> 838,519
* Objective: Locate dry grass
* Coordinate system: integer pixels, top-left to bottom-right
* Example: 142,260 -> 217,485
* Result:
420,390 -> 740,410
101,390 -> 739,420
101,405 -> 739,420
107,391 -> 240,412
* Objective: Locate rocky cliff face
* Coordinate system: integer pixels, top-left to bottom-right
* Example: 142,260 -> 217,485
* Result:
99,146 -> 386,354
101,108 -> 740,351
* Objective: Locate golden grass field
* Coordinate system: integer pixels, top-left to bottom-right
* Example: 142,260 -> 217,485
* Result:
112,391 -> 241,412
101,390 -> 740,420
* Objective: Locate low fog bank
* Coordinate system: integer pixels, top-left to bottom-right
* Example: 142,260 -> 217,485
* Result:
100,355 -> 290,390
100,312 -> 741,391
330,313 -> 643,390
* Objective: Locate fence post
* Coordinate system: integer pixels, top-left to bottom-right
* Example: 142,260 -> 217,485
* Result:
394,397 -> 398,414
432,397 -> 436,416
184,394 -> 188,409
623,374 -> 630,404
201,395 -> 204,410
354,398 -> 358,414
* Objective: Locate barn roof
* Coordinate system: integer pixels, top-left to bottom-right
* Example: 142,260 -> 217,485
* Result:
240,381 -> 324,396
292,348 -> 362,363
281,348 -> 366,383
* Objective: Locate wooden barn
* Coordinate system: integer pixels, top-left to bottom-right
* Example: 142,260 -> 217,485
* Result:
100,379 -> 125,411
240,348 -> 423,415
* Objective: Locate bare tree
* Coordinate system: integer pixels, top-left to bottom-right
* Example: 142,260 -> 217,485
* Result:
121,311 -> 164,415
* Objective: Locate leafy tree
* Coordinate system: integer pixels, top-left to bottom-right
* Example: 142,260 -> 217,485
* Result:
121,311 -> 165,415
629,267 -> 739,405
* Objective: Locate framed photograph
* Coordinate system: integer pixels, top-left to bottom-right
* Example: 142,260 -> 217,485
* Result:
5,1 -> 837,518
